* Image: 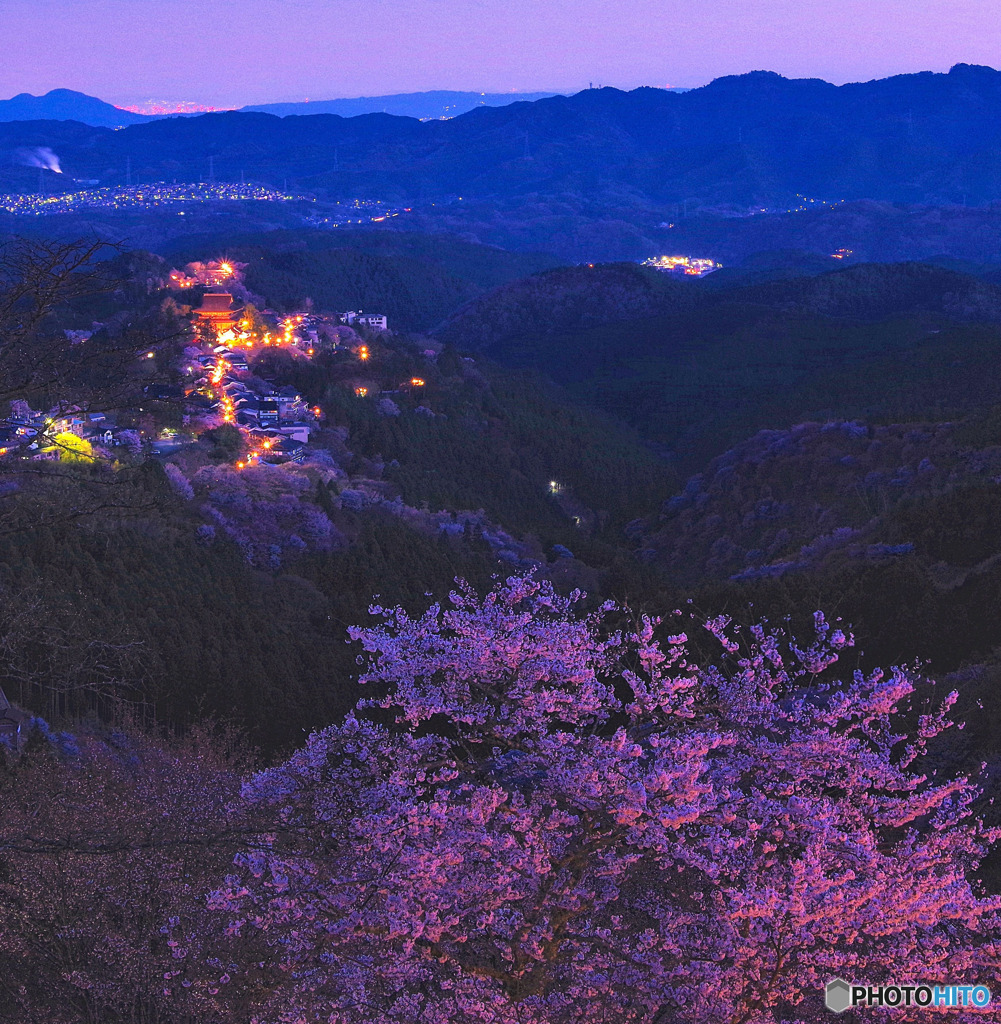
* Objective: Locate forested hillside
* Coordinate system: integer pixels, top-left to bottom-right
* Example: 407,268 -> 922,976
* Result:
165,230 -> 562,331
5,232 -> 1001,1023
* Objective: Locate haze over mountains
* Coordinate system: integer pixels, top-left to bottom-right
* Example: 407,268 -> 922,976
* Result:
0,88 -> 560,127
241,91 -> 559,120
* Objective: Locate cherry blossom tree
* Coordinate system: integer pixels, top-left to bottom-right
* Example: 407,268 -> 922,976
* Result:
208,575 -> 1001,1024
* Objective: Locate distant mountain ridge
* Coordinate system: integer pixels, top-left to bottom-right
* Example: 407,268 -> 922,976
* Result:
4,66 -> 1001,213
0,89 -> 561,128
0,89 -> 152,127
240,91 -> 559,120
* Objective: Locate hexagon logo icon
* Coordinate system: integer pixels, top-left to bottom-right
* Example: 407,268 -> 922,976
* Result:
825,978 -> 852,1014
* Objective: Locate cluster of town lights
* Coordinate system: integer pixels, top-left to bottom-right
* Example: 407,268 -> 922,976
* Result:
0,182 -> 312,217
641,255 -> 720,276
189,264 -> 395,469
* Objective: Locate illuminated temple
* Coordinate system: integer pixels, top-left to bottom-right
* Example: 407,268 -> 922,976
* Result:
193,292 -> 244,329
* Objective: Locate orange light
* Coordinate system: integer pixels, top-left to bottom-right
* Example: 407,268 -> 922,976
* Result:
359,346 -> 369,361
236,461 -> 245,469
354,387 -> 368,397
410,377 -> 425,387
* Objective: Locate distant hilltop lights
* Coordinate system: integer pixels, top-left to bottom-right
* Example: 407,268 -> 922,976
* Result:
787,195 -> 847,214
0,182 -> 312,216
119,100 -> 233,115
305,199 -> 412,228
642,255 -> 721,276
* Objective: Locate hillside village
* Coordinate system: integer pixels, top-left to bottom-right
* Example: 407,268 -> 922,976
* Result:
0,253 -> 574,578
0,258 -> 391,469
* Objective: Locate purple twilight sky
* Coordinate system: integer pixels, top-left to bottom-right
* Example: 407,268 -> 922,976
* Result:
4,0 -> 1001,108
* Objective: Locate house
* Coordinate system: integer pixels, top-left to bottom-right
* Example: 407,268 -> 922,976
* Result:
49,409 -> 86,435
248,427 -> 283,446
235,398 -> 280,427
185,394 -> 215,412
341,311 -> 388,331
0,688 -> 29,750
278,423 -> 311,443
0,426 -> 29,457
85,427 -> 114,446
273,386 -> 304,421
263,437 -> 306,464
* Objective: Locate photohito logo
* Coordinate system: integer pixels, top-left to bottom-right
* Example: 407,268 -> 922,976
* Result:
825,979 -> 992,1012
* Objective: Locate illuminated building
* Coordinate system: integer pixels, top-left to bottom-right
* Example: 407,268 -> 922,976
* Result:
193,292 -> 244,329
342,311 -> 388,331
641,255 -> 721,276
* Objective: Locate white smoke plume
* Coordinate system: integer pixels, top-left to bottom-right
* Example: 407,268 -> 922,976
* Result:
14,147 -> 62,173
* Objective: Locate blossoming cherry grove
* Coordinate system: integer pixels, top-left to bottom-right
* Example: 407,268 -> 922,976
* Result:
208,575 -> 1001,1024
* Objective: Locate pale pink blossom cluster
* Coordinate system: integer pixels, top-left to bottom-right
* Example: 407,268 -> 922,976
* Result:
205,574 -> 1001,1024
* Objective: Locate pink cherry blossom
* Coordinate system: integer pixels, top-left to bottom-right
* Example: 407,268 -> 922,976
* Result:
207,574 -> 1001,1024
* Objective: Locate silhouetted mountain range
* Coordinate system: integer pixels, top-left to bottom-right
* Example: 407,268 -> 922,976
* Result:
0,89 -> 559,129
240,91 -> 559,120
5,65 -> 1001,211
0,89 -> 151,127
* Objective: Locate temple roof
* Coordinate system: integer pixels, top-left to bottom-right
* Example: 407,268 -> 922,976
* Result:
198,292 -> 235,313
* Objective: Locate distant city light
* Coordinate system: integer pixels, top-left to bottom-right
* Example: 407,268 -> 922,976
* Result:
642,255 -> 721,276
119,100 -> 233,115
0,181 -> 313,217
